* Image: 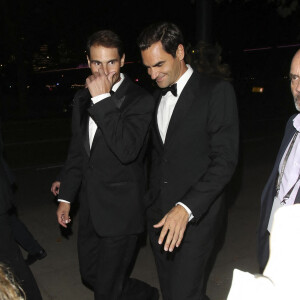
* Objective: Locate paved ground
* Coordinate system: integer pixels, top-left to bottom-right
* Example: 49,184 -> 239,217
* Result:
3,117 -> 286,300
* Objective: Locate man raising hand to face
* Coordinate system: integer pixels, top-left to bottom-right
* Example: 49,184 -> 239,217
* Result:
56,30 -> 158,300
85,44 -> 123,96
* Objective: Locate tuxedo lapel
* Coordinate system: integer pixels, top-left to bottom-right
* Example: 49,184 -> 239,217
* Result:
112,75 -> 130,109
154,93 -> 164,147
164,73 -> 196,149
89,75 -> 130,154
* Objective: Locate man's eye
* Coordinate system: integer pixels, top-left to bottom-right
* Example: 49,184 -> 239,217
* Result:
108,61 -> 115,65
290,74 -> 299,81
92,61 -> 100,66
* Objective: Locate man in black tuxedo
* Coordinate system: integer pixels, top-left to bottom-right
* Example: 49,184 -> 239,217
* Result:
0,127 -> 42,300
258,49 -> 300,272
56,30 -> 158,299
137,22 -> 239,300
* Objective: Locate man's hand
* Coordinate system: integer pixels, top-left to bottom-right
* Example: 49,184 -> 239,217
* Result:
153,205 -> 189,252
86,67 -> 116,97
51,181 -> 61,196
57,202 -> 71,228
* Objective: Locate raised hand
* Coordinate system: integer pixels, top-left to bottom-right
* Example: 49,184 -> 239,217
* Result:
86,66 -> 116,97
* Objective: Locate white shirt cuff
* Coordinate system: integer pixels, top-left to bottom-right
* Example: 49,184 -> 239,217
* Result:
58,199 -> 70,203
91,93 -> 110,104
176,202 -> 194,221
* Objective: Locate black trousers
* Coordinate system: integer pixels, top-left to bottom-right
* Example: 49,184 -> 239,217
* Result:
77,211 -> 155,300
0,213 -> 42,300
148,223 -> 212,300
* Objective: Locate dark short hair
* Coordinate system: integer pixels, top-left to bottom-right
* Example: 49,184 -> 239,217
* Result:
137,22 -> 184,57
86,30 -> 124,58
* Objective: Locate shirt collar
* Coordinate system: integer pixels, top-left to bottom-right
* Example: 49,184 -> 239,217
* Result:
112,73 -> 124,92
293,114 -> 300,132
175,64 -> 193,98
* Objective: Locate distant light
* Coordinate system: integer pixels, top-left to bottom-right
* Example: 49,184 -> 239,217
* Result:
135,78 -> 139,82
277,43 -> 300,48
45,84 -> 56,91
192,50 -> 195,53
243,44 -> 300,52
244,47 -> 272,52
252,87 -> 264,93
71,84 -> 85,88
56,83 -> 60,86
27,85 -> 30,89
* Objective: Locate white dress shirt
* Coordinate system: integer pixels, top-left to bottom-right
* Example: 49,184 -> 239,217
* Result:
58,74 -> 125,203
157,65 -> 194,221
157,65 -> 193,143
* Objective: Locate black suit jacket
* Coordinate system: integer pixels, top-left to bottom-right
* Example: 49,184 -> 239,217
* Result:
59,75 -> 155,236
258,114 -> 300,270
147,71 -> 239,226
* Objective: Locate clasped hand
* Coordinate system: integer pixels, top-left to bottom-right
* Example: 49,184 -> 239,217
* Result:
85,67 -> 116,97
154,205 -> 189,252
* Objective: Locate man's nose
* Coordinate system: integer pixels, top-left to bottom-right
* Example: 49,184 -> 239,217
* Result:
98,65 -> 108,75
149,68 -> 158,80
296,80 -> 300,93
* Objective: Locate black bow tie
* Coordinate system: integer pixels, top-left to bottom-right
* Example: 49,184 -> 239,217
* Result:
161,84 -> 177,97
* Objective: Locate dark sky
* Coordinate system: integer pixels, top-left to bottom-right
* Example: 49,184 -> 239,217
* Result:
0,0 -> 299,67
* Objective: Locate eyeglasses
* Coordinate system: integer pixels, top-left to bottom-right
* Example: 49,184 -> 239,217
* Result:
290,73 -> 300,85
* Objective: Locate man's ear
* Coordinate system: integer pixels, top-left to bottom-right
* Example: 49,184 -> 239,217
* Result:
120,54 -> 125,67
176,44 -> 185,61
87,55 -> 91,68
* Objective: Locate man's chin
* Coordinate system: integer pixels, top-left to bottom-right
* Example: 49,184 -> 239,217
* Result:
156,77 -> 168,88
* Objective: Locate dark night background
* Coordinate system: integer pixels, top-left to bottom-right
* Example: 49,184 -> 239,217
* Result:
0,2 -> 300,298
0,0 -> 300,166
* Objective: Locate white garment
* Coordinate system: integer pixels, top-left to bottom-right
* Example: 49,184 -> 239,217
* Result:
227,204 -> 300,300
157,65 -> 193,143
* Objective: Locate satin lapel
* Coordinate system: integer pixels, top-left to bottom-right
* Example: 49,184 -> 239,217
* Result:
164,74 -> 196,149
90,75 -> 129,154
113,75 -> 130,109
152,89 -> 164,147
79,90 -> 91,156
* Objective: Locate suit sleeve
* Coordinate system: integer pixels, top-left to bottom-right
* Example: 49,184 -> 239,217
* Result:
88,91 -> 155,164
182,81 -> 239,220
58,96 -> 84,203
